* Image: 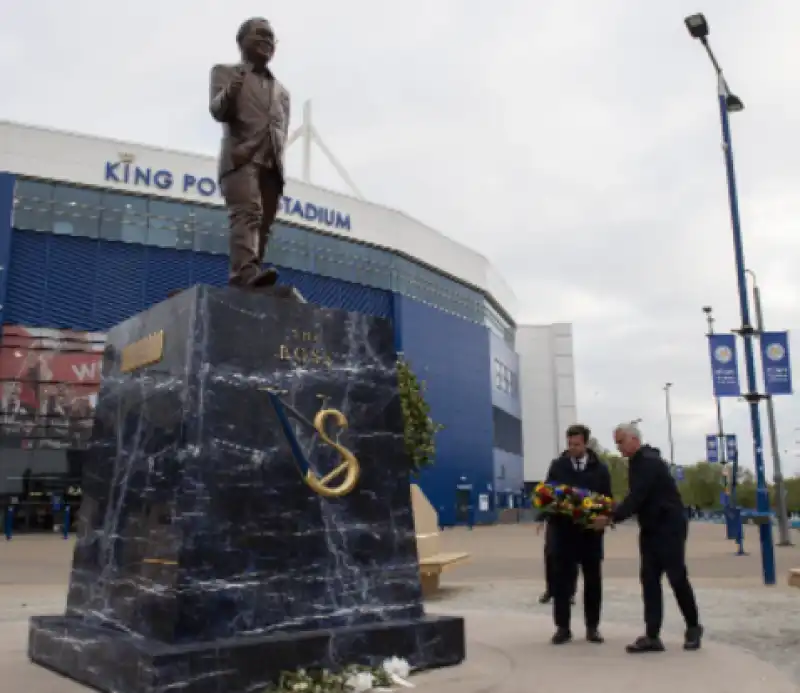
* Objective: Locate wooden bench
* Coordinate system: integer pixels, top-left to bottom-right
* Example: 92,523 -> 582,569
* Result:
788,569 -> 800,589
418,552 -> 470,597
411,484 -> 470,597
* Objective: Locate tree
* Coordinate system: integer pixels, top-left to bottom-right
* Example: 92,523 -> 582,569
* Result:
396,357 -> 443,475
677,462 -> 725,509
597,452 -> 628,499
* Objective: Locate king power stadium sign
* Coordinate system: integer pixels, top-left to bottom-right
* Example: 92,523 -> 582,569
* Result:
103,160 -> 352,232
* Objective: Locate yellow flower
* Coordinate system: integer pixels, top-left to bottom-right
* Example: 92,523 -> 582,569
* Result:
534,483 -> 545,493
582,497 -> 594,509
534,497 -> 542,508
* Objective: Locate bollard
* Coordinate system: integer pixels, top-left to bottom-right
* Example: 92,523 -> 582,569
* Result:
733,506 -> 746,555
725,505 -> 735,540
63,506 -> 71,539
4,506 -> 13,540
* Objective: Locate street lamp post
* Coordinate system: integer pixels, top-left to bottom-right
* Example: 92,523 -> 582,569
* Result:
703,306 -> 736,540
663,383 -> 675,466
685,13 -> 776,585
746,269 -> 793,546
702,307 -> 728,467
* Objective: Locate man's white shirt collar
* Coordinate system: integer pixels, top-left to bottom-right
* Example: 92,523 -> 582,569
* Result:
573,455 -> 588,471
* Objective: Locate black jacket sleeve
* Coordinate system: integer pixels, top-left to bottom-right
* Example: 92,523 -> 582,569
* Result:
535,460 -> 558,522
599,463 -> 613,500
612,456 -> 658,523
544,459 -> 558,484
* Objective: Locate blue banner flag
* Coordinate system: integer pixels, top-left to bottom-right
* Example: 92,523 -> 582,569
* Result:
707,333 -> 741,397
725,434 -> 738,464
706,435 -> 719,463
760,331 -> 793,395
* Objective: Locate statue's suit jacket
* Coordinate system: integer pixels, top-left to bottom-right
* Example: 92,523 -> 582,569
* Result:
208,63 -> 291,184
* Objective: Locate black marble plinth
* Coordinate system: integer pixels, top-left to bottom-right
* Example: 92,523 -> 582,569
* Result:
29,614 -> 464,693
28,285 -> 464,693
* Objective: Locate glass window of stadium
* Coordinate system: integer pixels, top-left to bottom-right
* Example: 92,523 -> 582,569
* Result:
148,199 -> 194,250
341,242 -> 392,291
99,192 -> 148,244
271,223 -> 312,273
485,300 -> 514,346
193,206 -> 228,254
12,178 -> 503,329
493,359 -> 517,395
12,179 -> 54,232
394,257 -> 437,305
52,185 -> 101,238
492,407 -> 523,456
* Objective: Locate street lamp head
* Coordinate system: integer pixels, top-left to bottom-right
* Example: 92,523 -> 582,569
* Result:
726,93 -> 745,112
702,305 -> 713,315
684,13 -> 709,40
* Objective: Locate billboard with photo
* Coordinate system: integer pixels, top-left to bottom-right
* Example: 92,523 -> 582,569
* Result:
0,325 -> 105,449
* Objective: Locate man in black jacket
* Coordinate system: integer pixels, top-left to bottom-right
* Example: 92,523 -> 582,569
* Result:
593,422 -> 702,653
544,424 -> 612,645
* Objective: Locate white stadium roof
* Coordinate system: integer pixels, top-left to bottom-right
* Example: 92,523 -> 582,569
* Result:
0,118 -> 517,320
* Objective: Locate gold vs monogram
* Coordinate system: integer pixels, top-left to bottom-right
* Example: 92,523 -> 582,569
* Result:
267,327 -> 359,498
304,407 -> 361,498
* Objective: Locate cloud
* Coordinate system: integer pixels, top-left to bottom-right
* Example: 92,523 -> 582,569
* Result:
1,0 -> 799,475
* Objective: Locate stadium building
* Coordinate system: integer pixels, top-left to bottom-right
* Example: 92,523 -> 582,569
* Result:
0,117 -> 575,532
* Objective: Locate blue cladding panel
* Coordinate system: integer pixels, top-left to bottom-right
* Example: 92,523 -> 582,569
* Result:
394,294 -> 495,526
190,253 -> 228,287
6,231 -> 48,323
44,236 -> 98,327
5,229 -> 496,527
144,246 -> 193,307
5,230 -> 391,330
93,242 -> 146,326
0,173 -> 15,327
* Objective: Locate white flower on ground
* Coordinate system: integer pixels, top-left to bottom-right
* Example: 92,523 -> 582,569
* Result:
345,671 -> 374,692
381,657 -> 413,687
381,657 -> 410,679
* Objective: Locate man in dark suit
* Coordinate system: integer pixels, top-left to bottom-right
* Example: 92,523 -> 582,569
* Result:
593,422 -> 703,653
209,17 -> 291,288
544,424 -> 612,645
537,517 -> 575,605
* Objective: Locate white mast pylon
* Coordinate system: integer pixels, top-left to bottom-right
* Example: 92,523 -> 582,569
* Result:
286,100 -> 364,200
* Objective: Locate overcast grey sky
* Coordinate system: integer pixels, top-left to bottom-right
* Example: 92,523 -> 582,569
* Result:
1,0 -> 798,471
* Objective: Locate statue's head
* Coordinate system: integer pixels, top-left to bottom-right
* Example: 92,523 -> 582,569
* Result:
236,17 -> 276,66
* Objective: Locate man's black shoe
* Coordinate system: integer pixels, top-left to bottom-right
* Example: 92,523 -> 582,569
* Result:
586,628 -> 604,644
684,625 -> 703,651
625,635 -> 665,653
551,628 -> 572,645
538,592 -> 552,604
248,267 -> 279,288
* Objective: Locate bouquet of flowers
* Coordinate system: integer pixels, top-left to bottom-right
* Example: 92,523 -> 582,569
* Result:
533,483 -> 615,526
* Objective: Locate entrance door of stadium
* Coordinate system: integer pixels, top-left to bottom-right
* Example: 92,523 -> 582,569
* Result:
454,485 -> 472,526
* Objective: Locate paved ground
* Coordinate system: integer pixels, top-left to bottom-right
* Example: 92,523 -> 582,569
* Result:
1,523 -> 799,691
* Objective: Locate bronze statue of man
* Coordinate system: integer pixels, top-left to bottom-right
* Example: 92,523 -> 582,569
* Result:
209,18 -> 291,288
